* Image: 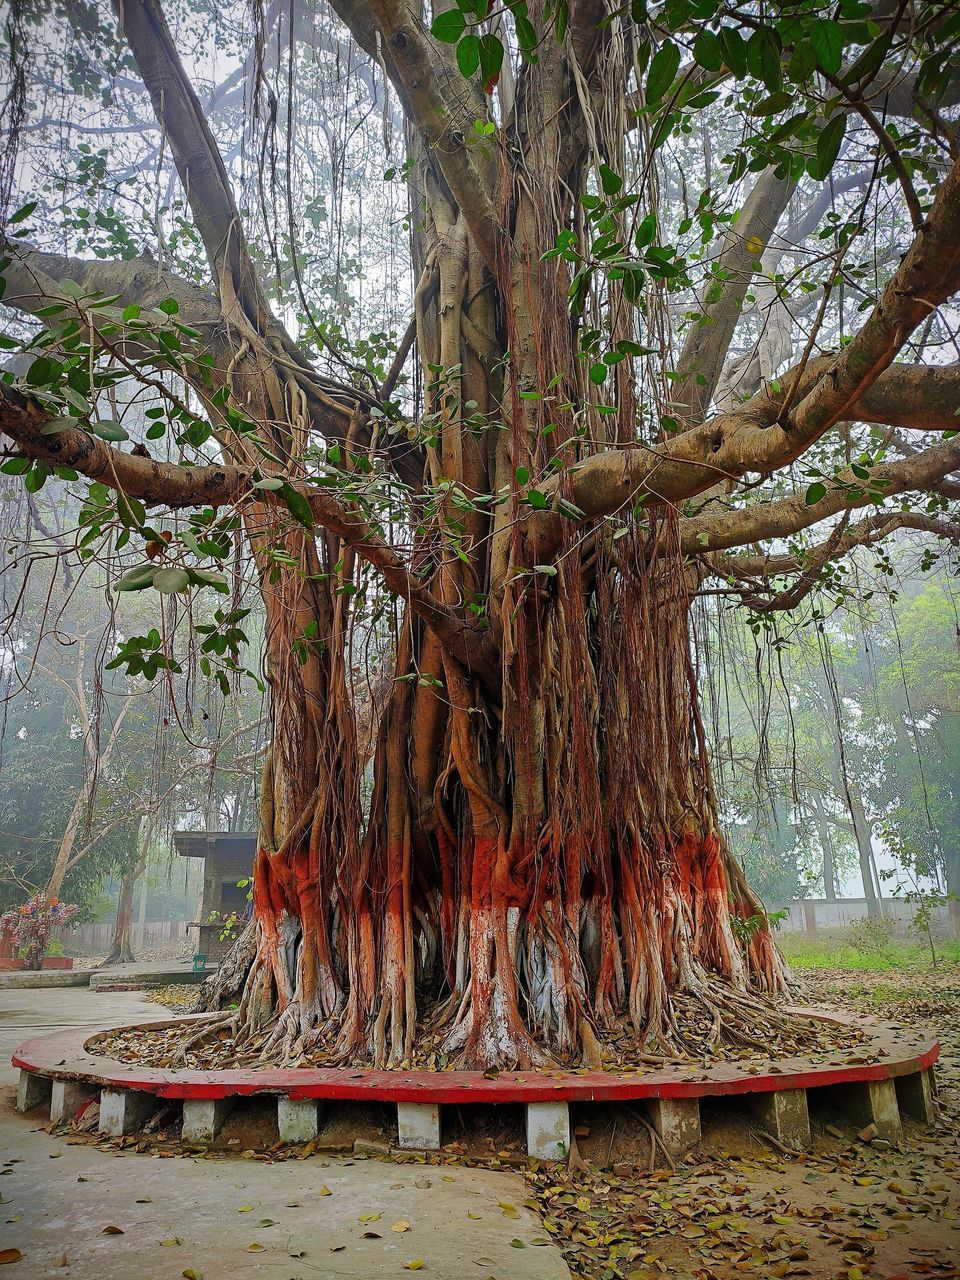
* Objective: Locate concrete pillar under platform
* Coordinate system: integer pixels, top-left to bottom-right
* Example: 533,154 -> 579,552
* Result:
182,1098 -> 232,1144
525,1102 -> 570,1161
895,1068 -> 935,1124
833,1077 -> 903,1144
50,1079 -> 98,1125
647,1096 -> 701,1157
99,1088 -> 157,1137
747,1088 -> 811,1150
16,1069 -> 51,1114
277,1097 -> 319,1143
397,1102 -> 441,1151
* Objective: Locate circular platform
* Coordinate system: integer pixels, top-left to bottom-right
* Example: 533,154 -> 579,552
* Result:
12,1008 -> 939,1104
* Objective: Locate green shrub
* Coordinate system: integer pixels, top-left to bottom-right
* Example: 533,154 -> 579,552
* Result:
849,915 -> 894,959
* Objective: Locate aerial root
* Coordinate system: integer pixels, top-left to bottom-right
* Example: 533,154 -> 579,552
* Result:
170,1012 -> 235,1067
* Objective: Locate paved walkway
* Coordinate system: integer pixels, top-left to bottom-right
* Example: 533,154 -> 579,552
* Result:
0,990 -> 569,1279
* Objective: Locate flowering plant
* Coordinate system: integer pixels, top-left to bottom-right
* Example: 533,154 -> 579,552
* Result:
1,893 -> 80,969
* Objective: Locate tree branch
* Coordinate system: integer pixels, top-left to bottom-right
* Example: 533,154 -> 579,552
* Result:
681,436 -> 960,556
672,167 -> 797,424
2,241 -> 219,330
111,0 -> 272,327
0,386 -> 494,681
707,511 -> 960,584
538,155 -> 960,544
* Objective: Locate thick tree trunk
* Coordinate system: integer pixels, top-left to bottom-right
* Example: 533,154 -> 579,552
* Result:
191,0 -> 790,1071
198,515 -> 789,1069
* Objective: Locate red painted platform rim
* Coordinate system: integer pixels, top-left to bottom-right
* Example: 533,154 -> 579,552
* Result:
11,1008 -> 939,1105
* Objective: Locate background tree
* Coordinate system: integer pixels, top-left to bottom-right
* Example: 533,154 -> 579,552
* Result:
0,0 -> 958,1068
709,560 -> 959,928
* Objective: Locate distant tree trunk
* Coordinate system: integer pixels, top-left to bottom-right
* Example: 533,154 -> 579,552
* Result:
810,793 -> 838,902
44,673 -> 133,902
99,818 -> 154,968
136,867 -> 149,950
946,843 -> 960,936
827,756 -> 881,918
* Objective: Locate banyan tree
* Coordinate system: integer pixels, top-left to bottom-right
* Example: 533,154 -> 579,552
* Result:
1,0 -> 958,1068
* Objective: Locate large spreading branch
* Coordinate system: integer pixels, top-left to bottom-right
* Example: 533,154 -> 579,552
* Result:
0,386 -> 494,680
112,0 -> 272,327
2,244 -> 219,329
108,0 -> 433,485
673,167 -> 797,424
680,436 -> 960,556
539,155 -> 960,542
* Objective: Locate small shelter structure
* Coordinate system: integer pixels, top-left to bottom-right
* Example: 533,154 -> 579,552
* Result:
174,831 -> 256,964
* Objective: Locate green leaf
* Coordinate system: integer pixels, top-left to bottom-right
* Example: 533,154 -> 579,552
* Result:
693,30 -> 722,72
788,40 -> 817,83
813,113 -> 847,179
805,481 -> 827,505
515,14 -> 538,60
478,33 -> 503,91
152,567 -> 191,594
810,19 -> 844,75
1,457 -> 32,475
25,356 -> 60,387
751,91 -> 793,116
24,463 -> 48,493
758,28 -> 783,92
252,476 -> 285,491
718,26 -> 747,78
157,296 -> 179,315
589,363 -> 607,385
515,465 -> 530,486
635,213 -> 656,248
190,568 -> 229,593
646,40 -> 680,105
457,33 -> 480,77
432,8 -> 466,43
89,420 -> 129,442
114,565 -> 157,593
598,163 -> 623,195
281,485 -> 315,529
9,200 -> 37,225
40,416 -> 80,435
527,489 -> 548,510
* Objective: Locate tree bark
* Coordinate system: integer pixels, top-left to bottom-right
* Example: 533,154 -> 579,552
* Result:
7,0 -> 959,1070
100,818 -> 154,968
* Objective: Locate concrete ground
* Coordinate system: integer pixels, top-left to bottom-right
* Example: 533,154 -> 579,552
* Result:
0,960 -> 203,991
0,989 -> 569,1279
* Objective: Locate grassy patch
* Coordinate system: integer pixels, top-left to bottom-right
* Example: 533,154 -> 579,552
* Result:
778,930 -> 960,971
